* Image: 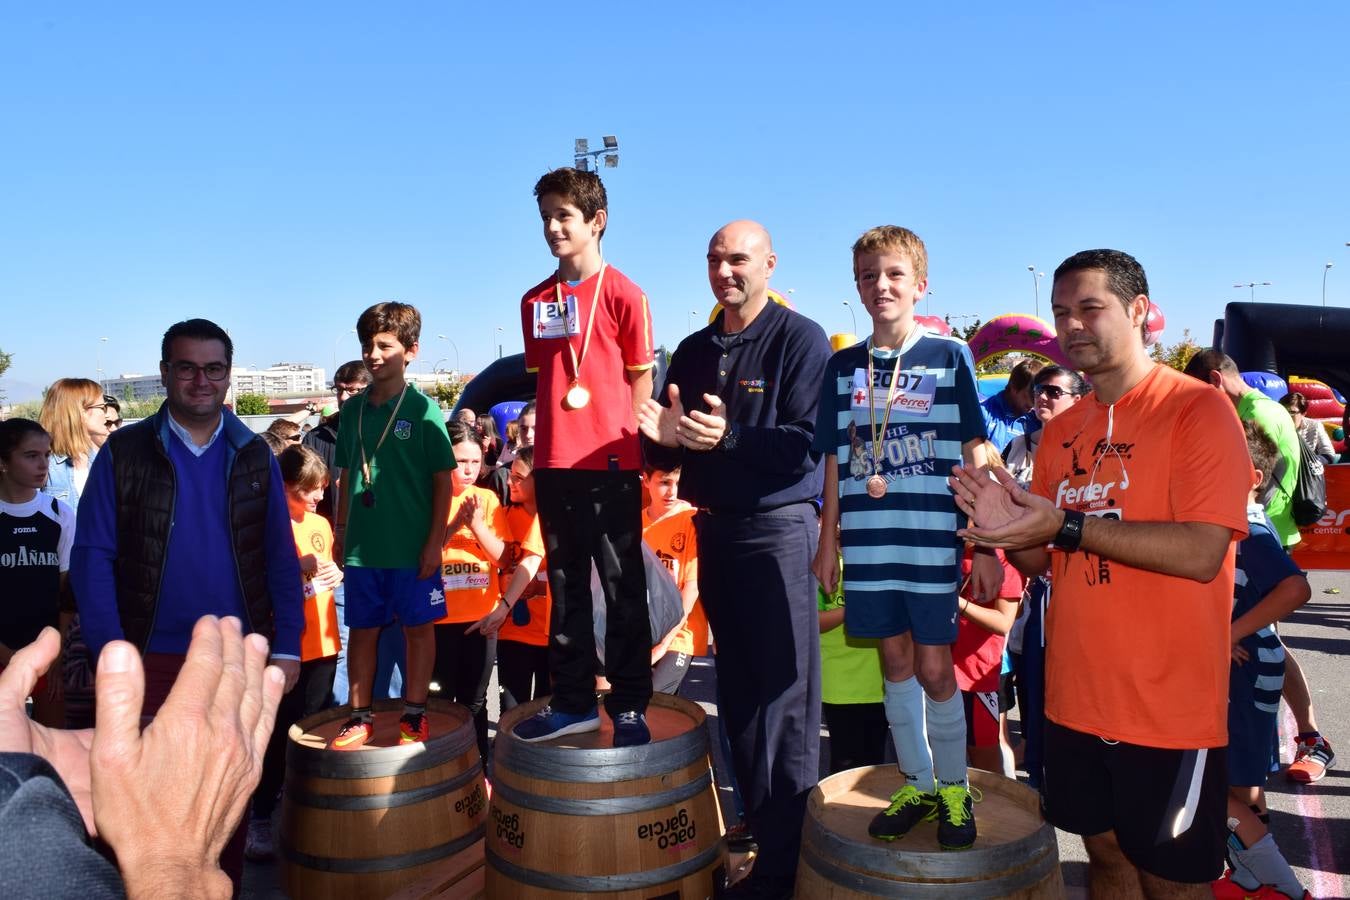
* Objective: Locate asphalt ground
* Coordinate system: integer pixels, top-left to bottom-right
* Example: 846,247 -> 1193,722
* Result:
245,566 -> 1349,898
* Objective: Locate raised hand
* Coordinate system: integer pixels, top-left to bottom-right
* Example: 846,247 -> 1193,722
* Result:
637,383 -> 684,448
679,393 -> 728,451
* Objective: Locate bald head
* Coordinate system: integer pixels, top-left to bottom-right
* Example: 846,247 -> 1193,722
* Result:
707,220 -> 777,329
711,220 -> 774,255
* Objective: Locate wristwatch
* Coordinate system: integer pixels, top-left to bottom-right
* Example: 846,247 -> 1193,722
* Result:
716,422 -> 740,453
1053,509 -> 1086,552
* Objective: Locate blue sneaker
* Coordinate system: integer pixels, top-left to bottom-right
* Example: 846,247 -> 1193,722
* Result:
514,705 -> 601,743
612,710 -> 650,747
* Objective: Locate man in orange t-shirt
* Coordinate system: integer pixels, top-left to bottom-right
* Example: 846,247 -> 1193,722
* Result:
951,250 -> 1250,898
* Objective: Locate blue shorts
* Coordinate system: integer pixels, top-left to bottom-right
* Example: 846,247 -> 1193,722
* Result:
1227,660 -> 1283,787
343,566 -> 444,629
845,587 -> 959,644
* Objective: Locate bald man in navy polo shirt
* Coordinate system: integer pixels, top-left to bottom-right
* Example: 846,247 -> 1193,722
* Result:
639,220 -> 831,900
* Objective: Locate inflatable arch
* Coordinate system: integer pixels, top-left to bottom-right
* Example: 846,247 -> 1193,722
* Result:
966,314 -> 1074,369
454,351 -> 669,422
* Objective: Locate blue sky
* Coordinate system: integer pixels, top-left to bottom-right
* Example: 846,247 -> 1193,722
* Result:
3,3 -> 1347,401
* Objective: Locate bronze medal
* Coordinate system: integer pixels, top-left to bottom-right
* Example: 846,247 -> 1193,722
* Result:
563,383 -> 591,411
866,474 -> 887,499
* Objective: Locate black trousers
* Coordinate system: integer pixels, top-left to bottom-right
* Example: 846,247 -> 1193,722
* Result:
823,702 -> 890,774
430,626 -> 493,763
533,468 -> 652,716
497,639 -> 550,711
253,656 -> 338,819
695,503 -> 821,882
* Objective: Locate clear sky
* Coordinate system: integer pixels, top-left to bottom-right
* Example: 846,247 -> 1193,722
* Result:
3,3 -> 1347,401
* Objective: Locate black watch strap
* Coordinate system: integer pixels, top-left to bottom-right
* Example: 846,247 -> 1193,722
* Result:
1053,509 -> 1086,552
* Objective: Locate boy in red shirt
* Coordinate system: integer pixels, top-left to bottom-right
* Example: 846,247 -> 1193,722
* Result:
515,169 -> 656,746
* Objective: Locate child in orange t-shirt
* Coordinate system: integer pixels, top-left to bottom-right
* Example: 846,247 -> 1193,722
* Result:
433,421 -> 503,762
248,444 -> 343,860
640,465 -> 701,695
470,446 -> 552,711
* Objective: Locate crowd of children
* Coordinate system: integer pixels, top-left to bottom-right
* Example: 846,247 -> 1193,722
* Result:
3,165 -> 1335,900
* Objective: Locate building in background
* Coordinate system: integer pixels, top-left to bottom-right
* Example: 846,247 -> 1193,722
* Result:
103,362 -> 327,402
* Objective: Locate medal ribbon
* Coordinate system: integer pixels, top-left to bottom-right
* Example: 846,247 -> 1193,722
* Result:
866,329 -> 912,478
357,381 -> 409,490
555,262 -> 606,390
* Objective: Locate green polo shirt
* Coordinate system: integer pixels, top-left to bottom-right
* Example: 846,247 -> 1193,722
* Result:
818,578 -> 884,706
335,384 -> 453,567
1238,390 -> 1301,548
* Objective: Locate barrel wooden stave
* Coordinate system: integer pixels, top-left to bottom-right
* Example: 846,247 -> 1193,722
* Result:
281,699 -> 487,900
796,766 -> 1064,899
485,693 -> 725,898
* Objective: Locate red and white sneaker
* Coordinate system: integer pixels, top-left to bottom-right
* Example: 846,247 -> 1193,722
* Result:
1287,736 -> 1335,783
332,717 -> 373,751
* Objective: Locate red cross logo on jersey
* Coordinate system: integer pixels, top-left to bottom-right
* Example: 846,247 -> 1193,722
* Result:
853,388 -> 867,405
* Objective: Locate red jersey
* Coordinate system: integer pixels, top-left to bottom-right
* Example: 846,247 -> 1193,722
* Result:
521,264 -> 654,471
951,548 -> 1023,693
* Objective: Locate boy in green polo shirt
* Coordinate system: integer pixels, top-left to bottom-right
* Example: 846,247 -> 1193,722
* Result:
332,301 -> 454,749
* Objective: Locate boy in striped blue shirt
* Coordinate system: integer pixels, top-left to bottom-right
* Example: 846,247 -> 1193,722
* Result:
812,225 -> 1001,851
1215,421 -> 1310,900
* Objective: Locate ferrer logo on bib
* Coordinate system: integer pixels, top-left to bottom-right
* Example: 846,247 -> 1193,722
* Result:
394,419 -> 412,440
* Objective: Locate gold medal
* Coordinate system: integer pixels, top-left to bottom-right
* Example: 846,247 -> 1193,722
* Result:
866,474 -> 887,499
563,383 -> 591,410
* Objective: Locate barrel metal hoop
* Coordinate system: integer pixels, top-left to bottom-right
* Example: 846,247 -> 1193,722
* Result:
281,823 -> 484,874
286,726 -> 477,779
799,834 -> 1057,898
485,839 -> 722,891
288,762 -> 482,811
803,813 -> 1056,880
495,727 -> 707,782
491,769 -> 712,816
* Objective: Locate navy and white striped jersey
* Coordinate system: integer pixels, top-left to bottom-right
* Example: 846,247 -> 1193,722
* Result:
812,326 -> 986,597
1232,503 -> 1300,713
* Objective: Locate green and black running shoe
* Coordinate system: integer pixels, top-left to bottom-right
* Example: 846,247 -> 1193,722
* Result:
868,784 -> 938,841
935,783 -> 978,850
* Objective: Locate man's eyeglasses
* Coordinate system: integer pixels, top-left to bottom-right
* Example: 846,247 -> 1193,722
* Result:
335,383 -> 366,398
168,361 -> 230,381
106,418 -> 123,430
1032,384 -> 1074,401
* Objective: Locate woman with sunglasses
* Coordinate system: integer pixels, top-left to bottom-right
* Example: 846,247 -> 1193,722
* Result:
38,378 -> 110,728
1003,365 -> 1088,486
38,378 -> 109,509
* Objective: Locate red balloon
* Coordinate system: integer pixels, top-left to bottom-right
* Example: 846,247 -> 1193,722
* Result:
1144,303 -> 1166,346
915,314 -> 952,336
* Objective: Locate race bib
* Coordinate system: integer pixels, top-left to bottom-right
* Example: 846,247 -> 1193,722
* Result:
533,295 -> 581,339
850,368 -> 937,417
443,562 -> 491,592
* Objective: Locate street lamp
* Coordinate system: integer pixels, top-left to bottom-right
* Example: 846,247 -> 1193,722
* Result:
687,309 -> 700,335
1323,263 -> 1334,307
436,334 -> 460,374
332,327 -> 356,372
842,300 -> 857,334
1028,266 -> 1044,318
495,326 -> 504,359
924,289 -> 934,318
574,135 -> 619,172
96,336 -> 108,383
1233,281 -> 1271,302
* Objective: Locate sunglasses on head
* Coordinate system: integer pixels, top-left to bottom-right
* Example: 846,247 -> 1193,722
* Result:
1033,384 -> 1073,400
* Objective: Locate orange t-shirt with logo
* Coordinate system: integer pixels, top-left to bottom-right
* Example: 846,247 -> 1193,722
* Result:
1030,364 -> 1251,749
292,512 -> 341,661
642,502 -> 705,656
495,505 -> 551,648
437,487 -> 500,625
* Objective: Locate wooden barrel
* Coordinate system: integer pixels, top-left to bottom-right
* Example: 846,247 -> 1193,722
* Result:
281,698 -> 487,900
796,766 -> 1064,899
485,694 -> 726,898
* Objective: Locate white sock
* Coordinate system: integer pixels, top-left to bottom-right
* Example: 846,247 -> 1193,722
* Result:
926,690 -> 969,790
883,677 -> 934,792
1231,833 -> 1305,899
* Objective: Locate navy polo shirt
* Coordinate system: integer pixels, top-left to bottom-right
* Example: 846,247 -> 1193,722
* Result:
648,299 -> 831,513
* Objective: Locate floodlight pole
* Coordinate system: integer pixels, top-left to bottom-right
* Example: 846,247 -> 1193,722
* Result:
1233,281 -> 1271,302
574,135 -> 620,172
